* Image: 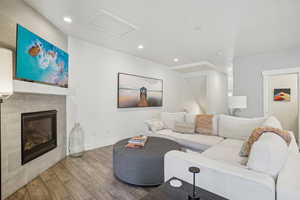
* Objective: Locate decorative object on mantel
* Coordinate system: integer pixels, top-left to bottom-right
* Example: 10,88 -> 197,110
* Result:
69,123 -> 85,157
228,96 -> 247,116
118,73 -> 163,108
188,167 -> 201,200
0,47 -> 13,198
16,24 -> 69,88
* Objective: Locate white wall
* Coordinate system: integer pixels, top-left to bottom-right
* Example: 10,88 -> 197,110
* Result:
185,75 -> 207,113
269,74 -> 298,138
184,71 -> 228,114
67,37 -> 198,150
207,71 -> 228,114
234,47 -> 300,117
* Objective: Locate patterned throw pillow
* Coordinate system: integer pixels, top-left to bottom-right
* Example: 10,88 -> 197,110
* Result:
239,126 -> 291,157
195,114 -> 214,135
173,121 -> 195,134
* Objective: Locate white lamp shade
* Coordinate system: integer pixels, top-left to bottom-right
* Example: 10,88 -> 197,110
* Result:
0,48 -> 13,97
228,96 -> 247,109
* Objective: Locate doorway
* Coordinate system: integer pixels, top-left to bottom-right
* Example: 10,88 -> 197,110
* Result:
263,68 -> 300,142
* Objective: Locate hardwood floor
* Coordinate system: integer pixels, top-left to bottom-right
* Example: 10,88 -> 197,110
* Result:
6,146 -> 155,200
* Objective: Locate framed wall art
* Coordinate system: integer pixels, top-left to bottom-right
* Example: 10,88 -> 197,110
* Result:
118,73 -> 163,108
16,24 -> 69,88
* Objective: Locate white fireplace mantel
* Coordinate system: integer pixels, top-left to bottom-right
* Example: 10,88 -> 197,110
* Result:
14,80 -> 69,96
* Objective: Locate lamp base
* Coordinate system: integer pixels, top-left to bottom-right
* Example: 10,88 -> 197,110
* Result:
229,108 -> 241,116
188,195 -> 200,200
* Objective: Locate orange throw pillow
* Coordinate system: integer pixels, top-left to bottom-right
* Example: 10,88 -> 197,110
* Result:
195,114 -> 214,135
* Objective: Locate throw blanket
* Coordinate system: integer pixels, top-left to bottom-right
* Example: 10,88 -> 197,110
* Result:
240,127 -> 291,157
196,114 -> 214,135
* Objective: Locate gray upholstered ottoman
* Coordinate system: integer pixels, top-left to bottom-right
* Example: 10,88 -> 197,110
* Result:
113,137 -> 181,186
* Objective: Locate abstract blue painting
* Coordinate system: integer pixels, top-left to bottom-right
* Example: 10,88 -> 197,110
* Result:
16,24 -> 69,88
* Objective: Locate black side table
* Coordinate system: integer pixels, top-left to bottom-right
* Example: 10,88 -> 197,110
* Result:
140,177 -> 229,200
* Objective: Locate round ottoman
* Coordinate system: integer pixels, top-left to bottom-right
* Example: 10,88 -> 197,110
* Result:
113,136 -> 181,186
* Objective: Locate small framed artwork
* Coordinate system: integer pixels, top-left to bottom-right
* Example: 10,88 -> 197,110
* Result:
118,73 -> 163,108
273,88 -> 291,101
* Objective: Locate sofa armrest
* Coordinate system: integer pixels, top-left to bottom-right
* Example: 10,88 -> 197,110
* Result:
277,153 -> 300,200
288,131 -> 299,153
165,150 -> 275,200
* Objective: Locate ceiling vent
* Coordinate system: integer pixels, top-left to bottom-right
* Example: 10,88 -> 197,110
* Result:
89,9 -> 137,38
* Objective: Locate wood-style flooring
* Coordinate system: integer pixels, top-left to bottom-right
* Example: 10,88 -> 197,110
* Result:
6,146 -> 156,200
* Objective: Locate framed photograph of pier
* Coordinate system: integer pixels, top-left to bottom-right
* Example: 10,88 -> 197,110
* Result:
118,73 -> 163,108
16,24 -> 69,88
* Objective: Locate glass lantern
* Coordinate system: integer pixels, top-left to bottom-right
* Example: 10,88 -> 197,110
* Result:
69,123 -> 85,157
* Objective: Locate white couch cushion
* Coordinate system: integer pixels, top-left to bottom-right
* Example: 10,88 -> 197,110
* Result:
156,129 -> 224,151
218,115 -> 266,140
145,119 -> 165,132
262,116 -> 283,129
288,131 -> 299,154
165,150 -> 275,200
212,115 -> 219,136
173,122 -> 195,134
277,153 -> 300,200
202,139 -> 248,167
161,112 -> 185,129
247,132 -> 289,179
185,113 -> 196,124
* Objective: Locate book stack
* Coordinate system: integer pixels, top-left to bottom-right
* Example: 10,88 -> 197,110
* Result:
126,135 -> 148,148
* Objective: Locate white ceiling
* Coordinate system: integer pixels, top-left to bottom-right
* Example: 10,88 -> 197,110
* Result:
24,0 -> 300,69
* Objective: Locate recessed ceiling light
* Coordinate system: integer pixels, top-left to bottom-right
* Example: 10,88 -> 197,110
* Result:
137,45 -> 144,49
63,17 -> 72,23
173,58 -> 179,62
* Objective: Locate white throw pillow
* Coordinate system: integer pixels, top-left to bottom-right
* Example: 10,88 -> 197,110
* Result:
218,115 -> 266,140
185,114 -> 196,124
212,115 -> 219,136
173,121 -> 195,134
262,116 -> 283,129
247,132 -> 289,179
161,112 -> 185,129
145,119 -> 165,132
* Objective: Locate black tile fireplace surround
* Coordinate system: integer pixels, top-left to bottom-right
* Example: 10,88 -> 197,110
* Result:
21,110 -> 57,165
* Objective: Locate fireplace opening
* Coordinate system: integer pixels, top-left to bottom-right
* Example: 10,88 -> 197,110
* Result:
21,110 -> 57,165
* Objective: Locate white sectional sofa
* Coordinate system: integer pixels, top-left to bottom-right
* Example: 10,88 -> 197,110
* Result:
145,112 -> 300,200
145,112 -> 224,152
